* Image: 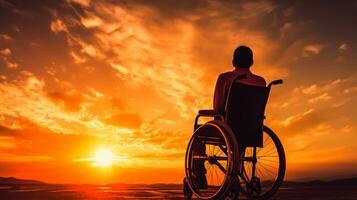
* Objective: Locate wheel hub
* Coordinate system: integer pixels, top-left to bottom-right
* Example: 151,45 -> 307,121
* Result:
208,155 -> 217,164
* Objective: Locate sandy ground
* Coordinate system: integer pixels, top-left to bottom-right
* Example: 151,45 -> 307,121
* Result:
0,184 -> 357,199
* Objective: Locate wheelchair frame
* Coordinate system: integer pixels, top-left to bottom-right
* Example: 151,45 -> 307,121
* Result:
184,75 -> 285,200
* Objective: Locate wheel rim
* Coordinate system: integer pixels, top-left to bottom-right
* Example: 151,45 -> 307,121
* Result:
185,122 -> 235,199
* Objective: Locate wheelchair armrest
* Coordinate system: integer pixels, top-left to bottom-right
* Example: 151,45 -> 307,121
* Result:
195,110 -> 224,131
198,109 -> 221,115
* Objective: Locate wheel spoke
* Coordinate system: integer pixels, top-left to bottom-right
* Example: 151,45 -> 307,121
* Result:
259,145 -> 276,155
257,155 -> 278,158
215,160 -> 227,174
193,155 -> 208,160
257,163 -> 276,175
263,139 -> 273,149
259,158 -> 278,163
215,156 -> 228,160
237,128 -> 285,199
259,162 -> 279,170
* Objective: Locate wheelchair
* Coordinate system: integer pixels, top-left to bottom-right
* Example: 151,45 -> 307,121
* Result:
183,75 -> 286,200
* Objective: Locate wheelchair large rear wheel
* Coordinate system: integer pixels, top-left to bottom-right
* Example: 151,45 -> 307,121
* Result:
239,126 -> 286,200
185,120 -> 240,200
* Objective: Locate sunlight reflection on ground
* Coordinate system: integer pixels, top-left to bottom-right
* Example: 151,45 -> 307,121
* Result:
0,184 -> 357,199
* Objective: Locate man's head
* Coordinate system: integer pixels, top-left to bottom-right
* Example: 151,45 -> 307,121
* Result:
232,45 -> 253,68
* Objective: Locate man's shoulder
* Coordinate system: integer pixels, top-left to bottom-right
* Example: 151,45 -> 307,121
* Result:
218,69 -> 266,85
250,73 -> 266,86
252,74 -> 266,81
219,71 -> 236,78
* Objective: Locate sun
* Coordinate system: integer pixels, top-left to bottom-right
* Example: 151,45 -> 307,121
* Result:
92,148 -> 115,167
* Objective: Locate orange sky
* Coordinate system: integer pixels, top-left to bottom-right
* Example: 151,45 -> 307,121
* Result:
0,0 -> 356,184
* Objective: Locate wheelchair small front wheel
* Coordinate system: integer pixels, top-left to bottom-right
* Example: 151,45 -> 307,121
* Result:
185,120 -> 240,200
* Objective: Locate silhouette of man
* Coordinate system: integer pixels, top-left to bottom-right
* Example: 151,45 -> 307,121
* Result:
193,45 -> 266,189
214,45 -> 266,114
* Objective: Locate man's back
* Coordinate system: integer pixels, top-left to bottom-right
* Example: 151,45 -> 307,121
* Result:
214,68 -> 266,114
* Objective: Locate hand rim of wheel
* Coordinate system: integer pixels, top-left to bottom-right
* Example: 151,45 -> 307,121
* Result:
185,120 -> 240,200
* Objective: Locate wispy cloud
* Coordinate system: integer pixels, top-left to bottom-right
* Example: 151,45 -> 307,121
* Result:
0,33 -> 12,41
338,42 -> 348,52
0,48 -> 18,69
302,44 -> 323,57
50,19 -> 68,33
308,92 -> 332,103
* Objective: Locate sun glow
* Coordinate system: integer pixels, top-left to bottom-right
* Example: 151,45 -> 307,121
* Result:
92,148 -> 115,167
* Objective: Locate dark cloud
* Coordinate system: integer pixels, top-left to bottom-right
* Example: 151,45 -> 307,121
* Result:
277,109 -> 328,136
47,91 -> 84,111
0,125 -> 18,136
104,113 -> 142,129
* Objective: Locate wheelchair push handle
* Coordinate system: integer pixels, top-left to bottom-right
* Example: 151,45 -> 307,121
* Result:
268,79 -> 283,88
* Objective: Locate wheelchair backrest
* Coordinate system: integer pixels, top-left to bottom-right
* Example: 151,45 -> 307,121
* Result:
225,81 -> 270,147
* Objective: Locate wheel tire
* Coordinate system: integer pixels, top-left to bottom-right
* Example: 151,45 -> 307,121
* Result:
184,120 -> 240,200
183,178 -> 193,199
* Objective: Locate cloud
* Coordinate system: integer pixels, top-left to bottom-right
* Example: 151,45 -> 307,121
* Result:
302,84 -> 318,95
0,48 -> 18,69
279,21 -> 308,39
273,108 -> 334,140
0,48 -> 11,56
87,87 -> 103,99
302,44 -> 323,57
341,125 -> 354,133
80,15 -> 103,29
0,72 -> 67,133
338,43 -> 348,52
4,60 -> 18,69
279,22 -> 293,38
50,19 -> 68,33
48,0 -> 290,119
0,71 -> 135,136
47,91 -> 84,111
308,92 -> 332,103
336,43 -> 348,62
280,109 -> 315,127
343,86 -> 357,94
0,124 -> 18,134
79,42 -> 104,58
110,63 -> 129,75
69,51 -> 86,64
269,75 -> 356,128
104,113 -> 142,129
74,2 -> 204,116
0,34 -> 12,41
286,134 -> 311,152
68,0 -> 91,8
5,60 -> 19,69
291,75 -> 356,103
0,153 -> 52,162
